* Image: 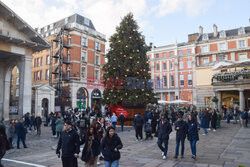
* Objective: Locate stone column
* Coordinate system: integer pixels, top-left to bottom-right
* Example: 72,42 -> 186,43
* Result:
217,91 -> 222,112
239,89 -> 245,112
18,55 -> 32,118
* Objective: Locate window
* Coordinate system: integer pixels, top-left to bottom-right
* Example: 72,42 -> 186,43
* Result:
81,66 -> 86,79
81,37 -> 87,46
155,53 -> 159,58
156,64 -> 160,71
205,97 -> 213,106
179,50 -> 183,56
163,76 -> 167,87
84,18 -> 90,26
95,55 -> 100,65
219,43 -> 226,51
163,53 -> 166,58
95,69 -> 100,80
218,54 -> 228,61
40,57 -> 43,66
188,74 -> 192,86
202,57 -> 210,64
163,63 -> 166,70
170,51 -> 173,56
170,75 -> 174,87
180,75 -> 184,86
238,40 -> 245,48
40,71 -> 42,80
203,34 -> 208,40
37,71 -> 40,81
15,78 -> 19,85
187,60 -> 192,68
179,61 -> 183,69
46,70 -> 49,80
219,31 -> 226,38
37,58 -> 40,67
201,45 -> 209,53
15,89 -> 19,97
170,62 -> 174,70
156,77 -> 160,89
16,68 -> 19,73
95,42 -> 100,50
46,55 -> 50,65
239,54 -> 247,61
238,27 -> 245,35
81,51 -> 87,62
187,49 -> 191,54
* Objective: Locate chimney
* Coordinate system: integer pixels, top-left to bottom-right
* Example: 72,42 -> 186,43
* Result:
213,24 -> 218,37
199,26 -> 203,35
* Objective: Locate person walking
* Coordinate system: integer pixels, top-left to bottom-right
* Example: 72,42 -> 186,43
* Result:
81,125 -> 100,167
187,114 -> 199,160
55,115 -> 64,138
133,113 -> 144,141
15,119 -> 27,149
56,121 -> 80,167
211,110 -> 218,132
7,120 -> 15,149
174,115 -> 188,159
51,114 -> 57,138
111,113 -> 118,130
157,115 -> 172,160
200,111 -> 209,135
118,113 -> 125,132
29,113 -> 36,131
35,115 -> 42,135
100,126 -> 123,167
241,109 -> 248,127
227,108 -> 232,124
0,125 -> 10,167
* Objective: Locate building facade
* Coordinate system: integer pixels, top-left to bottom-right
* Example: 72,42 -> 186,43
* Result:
32,14 -> 105,115
147,42 -> 197,105
148,24 -> 250,111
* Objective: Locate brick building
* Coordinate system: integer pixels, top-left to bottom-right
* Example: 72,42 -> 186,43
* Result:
32,14 -> 105,115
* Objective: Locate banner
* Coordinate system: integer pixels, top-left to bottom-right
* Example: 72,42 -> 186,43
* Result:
109,105 -> 129,118
9,106 -> 18,114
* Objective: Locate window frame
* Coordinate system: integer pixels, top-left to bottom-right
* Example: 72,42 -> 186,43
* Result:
180,75 -> 184,86
170,75 -> 174,87
179,61 -> 183,69
188,74 -> 192,86
202,57 -> 210,64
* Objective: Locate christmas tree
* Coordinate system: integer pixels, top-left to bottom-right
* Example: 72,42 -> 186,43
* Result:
102,13 -> 156,106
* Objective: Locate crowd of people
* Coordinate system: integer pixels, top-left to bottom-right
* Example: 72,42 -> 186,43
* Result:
0,105 -> 249,167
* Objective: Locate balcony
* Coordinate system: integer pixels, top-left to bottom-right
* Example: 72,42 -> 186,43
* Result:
212,70 -> 250,85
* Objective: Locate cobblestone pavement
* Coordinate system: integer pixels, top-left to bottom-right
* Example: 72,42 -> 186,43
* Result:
2,122 -> 250,167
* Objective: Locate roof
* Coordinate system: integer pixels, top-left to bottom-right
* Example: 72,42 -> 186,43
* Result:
196,26 -> 250,42
0,1 -> 50,51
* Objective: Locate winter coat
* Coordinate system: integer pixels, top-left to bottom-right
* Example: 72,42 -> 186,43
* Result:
119,115 -> 125,124
200,113 -> 209,128
133,115 -> 144,127
211,112 -> 217,126
187,121 -> 199,141
51,116 -> 56,131
35,116 -> 42,128
158,120 -> 172,140
55,118 -> 64,132
100,134 -> 123,162
56,129 -> 80,158
7,125 -> 15,139
81,135 -> 100,160
15,122 -> 26,137
175,120 -> 188,141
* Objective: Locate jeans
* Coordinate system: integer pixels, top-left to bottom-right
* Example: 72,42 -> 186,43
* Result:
17,135 -> 27,148
37,126 -> 41,135
227,114 -> 231,123
157,137 -> 168,156
112,122 -> 117,130
203,128 -> 208,134
189,140 -> 197,156
104,160 -> 119,167
175,138 -> 185,156
135,126 -> 143,139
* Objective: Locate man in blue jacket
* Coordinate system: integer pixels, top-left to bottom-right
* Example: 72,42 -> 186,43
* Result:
56,121 -> 80,167
157,115 -> 172,160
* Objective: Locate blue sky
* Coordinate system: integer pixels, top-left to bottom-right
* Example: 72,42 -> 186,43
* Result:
2,0 -> 250,48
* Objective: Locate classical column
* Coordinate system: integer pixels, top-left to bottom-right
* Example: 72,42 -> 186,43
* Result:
18,55 -> 32,118
217,91 -> 222,112
239,89 -> 245,112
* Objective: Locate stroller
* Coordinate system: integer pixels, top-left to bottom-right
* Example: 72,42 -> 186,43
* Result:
145,120 -> 153,140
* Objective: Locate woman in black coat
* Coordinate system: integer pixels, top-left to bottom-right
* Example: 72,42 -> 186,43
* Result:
100,126 -> 123,167
211,110 -> 218,131
187,114 -> 199,160
0,125 -> 10,167
81,125 -> 100,167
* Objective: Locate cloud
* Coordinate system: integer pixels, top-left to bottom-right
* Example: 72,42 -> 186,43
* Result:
152,0 -> 215,17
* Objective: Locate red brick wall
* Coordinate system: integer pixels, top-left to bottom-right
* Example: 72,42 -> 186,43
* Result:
210,43 -> 217,52
228,41 -> 236,49
88,39 -> 95,49
71,35 -> 81,45
88,50 -> 95,64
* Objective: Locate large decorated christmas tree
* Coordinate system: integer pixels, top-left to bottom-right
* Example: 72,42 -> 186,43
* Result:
102,13 -> 156,107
